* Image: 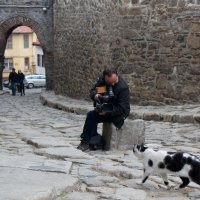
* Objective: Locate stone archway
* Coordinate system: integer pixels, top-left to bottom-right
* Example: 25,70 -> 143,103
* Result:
0,15 -> 54,90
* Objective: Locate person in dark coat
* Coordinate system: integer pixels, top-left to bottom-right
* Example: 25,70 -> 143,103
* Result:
77,67 -> 130,151
8,68 -> 18,96
17,70 -> 25,96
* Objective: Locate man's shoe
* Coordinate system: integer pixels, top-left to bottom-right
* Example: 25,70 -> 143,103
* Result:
77,143 -> 83,150
77,140 -> 90,152
80,143 -> 90,152
77,140 -> 87,150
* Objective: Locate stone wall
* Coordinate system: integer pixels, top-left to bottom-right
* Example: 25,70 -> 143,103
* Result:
0,0 -> 47,5
0,0 -> 54,90
54,0 -> 200,105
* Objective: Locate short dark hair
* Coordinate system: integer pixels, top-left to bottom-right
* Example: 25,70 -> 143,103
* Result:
103,67 -> 118,78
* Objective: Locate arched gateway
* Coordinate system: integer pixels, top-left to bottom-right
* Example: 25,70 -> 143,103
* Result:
0,1 -> 54,90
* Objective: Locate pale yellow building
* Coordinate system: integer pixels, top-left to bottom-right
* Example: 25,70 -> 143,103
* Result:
3,26 -> 44,80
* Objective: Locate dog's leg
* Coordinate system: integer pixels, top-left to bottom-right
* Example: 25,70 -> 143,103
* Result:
160,173 -> 170,189
179,177 -> 190,188
141,169 -> 150,184
136,168 -> 150,185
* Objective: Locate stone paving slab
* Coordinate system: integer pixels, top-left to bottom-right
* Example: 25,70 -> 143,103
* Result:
22,136 -> 73,148
0,153 -> 72,174
0,168 -> 78,200
1,90 -> 200,200
93,163 -> 143,179
36,146 -> 93,159
82,176 -> 119,187
115,188 -> 147,200
40,91 -> 200,124
63,192 -> 97,200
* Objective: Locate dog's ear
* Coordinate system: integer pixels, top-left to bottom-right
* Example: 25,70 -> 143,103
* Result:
140,143 -> 148,152
133,144 -> 140,152
139,143 -> 144,147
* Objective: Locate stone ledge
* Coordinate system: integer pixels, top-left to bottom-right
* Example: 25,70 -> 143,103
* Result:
102,120 -> 145,151
40,93 -> 91,115
0,90 -> 9,95
40,91 -> 200,124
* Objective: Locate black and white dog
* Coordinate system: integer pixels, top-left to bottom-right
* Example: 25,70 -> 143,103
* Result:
133,144 -> 200,189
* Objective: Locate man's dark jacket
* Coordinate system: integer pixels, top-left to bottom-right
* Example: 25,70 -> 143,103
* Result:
90,76 -> 130,129
9,72 -> 18,83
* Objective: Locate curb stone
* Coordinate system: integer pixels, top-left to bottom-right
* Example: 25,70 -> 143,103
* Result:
40,91 -> 200,124
0,90 -> 9,95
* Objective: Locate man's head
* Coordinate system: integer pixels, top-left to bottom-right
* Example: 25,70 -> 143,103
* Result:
103,67 -> 118,86
12,68 -> 15,72
18,70 -> 22,73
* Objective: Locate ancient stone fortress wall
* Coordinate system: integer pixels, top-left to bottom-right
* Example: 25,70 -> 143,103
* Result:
54,0 -> 200,105
0,0 -> 54,90
0,0 -> 45,5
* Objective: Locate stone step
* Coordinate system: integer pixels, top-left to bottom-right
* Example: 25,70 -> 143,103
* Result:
40,91 -> 200,124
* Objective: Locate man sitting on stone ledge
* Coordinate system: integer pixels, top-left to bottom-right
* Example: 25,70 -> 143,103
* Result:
77,67 -> 130,151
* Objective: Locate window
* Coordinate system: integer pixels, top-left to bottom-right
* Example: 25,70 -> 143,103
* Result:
37,54 -> 43,67
24,57 -> 30,69
6,35 -> 13,49
24,34 -> 29,48
4,58 -> 13,70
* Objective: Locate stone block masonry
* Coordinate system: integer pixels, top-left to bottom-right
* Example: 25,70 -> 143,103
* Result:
102,120 -> 145,151
53,0 -> 200,105
0,0 -> 54,90
1,1 -> 200,104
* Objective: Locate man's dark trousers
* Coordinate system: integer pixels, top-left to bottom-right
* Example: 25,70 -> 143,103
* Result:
11,82 -> 16,96
80,110 -> 112,142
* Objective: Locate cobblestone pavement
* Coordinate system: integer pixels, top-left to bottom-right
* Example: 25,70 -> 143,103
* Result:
0,88 -> 200,200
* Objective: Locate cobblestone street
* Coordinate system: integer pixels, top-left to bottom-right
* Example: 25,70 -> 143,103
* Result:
0,89 -> 200,200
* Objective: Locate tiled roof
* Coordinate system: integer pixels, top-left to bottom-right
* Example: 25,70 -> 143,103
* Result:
33,39 -> 41,46
13,26 -> 33,33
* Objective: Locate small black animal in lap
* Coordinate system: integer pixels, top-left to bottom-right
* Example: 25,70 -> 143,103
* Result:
133,144 -> 200,189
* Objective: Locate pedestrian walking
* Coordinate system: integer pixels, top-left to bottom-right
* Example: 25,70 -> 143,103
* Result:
17,70 -> 25,96
8,68 -> 18,96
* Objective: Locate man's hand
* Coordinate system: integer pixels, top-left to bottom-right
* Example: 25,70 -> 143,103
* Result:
99,112 -> 107,116
94,94 -> 100,101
